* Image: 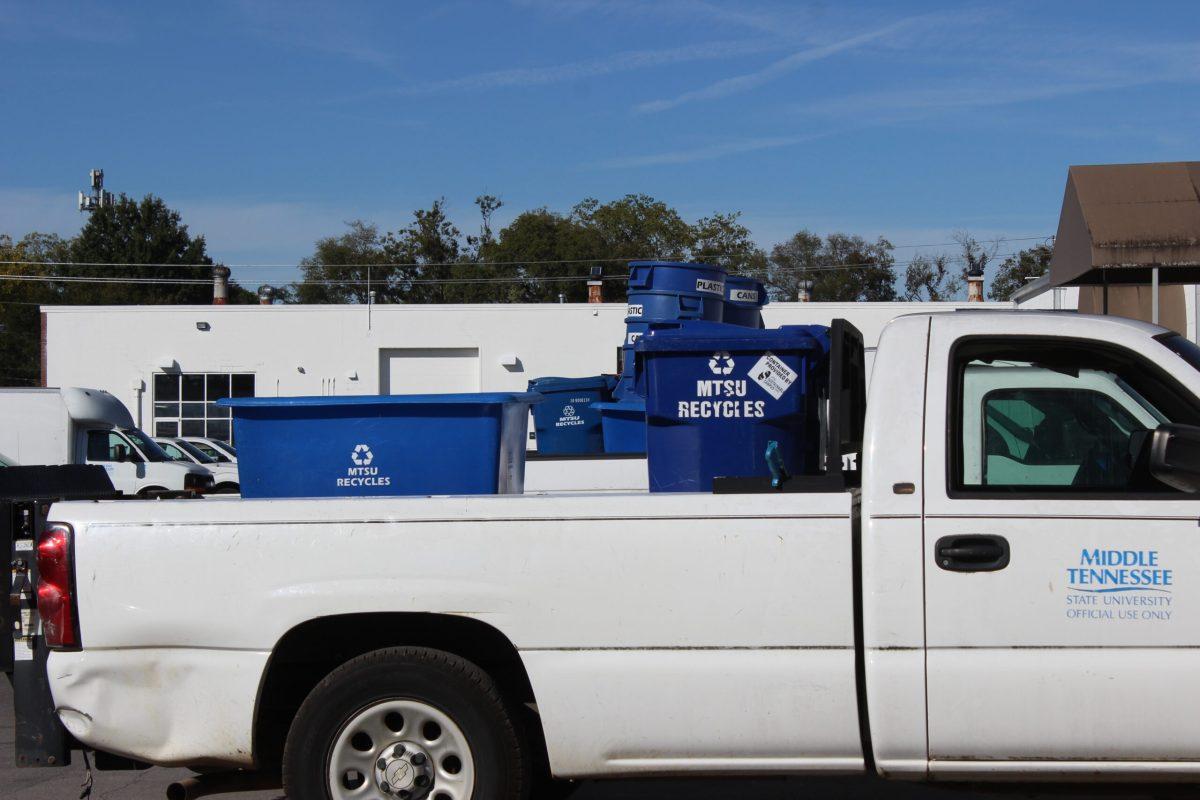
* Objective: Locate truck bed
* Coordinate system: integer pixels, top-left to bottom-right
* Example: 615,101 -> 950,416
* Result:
47,489 -> 863,773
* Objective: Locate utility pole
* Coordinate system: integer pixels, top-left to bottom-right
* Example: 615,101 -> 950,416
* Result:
78,169 -> 115,213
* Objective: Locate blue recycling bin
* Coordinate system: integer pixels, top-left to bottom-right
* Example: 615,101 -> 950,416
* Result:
220,393 -> 542,498
618,261 -> 728,400
724,275 -> 768,328
527,375 -> 617,454
638,322 -> 829,492
593,399 -> 646,454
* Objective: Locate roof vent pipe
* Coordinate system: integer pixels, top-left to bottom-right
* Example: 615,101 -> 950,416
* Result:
587,265 -> 603,303
212,265 -> 231,305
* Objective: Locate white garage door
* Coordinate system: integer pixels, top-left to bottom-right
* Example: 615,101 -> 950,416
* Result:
379,348 -> 480,394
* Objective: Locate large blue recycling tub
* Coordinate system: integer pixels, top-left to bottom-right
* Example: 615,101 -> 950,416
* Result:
638,322 -> 829,492
527,375 -> 617,454
220,393 -> 542,498
724,275 -> 768,328
592,399 -> 646,454
618,261 -> 728,400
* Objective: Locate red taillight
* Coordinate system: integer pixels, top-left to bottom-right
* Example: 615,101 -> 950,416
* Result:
36,523 -> 78,649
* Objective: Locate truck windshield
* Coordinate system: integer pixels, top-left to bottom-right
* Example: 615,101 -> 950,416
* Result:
175,439 -> 217,463
1156,333 -> 1200,374
193,440 -> 235,462
121,428 -> 171,462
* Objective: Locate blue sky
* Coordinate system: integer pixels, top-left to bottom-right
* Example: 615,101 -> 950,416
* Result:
2,0 -> 1197,287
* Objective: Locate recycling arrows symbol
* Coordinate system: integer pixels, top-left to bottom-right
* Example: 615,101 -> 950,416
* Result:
351,443 -> 374,466
708,351 -> 735,375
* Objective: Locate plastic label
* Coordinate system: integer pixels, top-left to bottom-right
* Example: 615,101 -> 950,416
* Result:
748,352 -> 797,400
627,304 -> 644,317
695,278 -> 725,296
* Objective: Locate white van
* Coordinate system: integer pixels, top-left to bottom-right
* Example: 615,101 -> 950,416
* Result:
155,437 -> 240,493
179,436 -> 238,464
0,387 -> 213,497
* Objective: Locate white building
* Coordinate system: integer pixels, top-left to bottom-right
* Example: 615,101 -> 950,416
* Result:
41,300 -> 1008,443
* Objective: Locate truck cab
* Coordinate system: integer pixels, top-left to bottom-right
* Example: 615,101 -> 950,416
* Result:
0,387 -> 211,497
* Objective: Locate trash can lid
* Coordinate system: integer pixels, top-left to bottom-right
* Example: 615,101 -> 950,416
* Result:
628,260 -> 724,271
724,275 -> 769,307
219,392 -> 543,408
591,399 -> 646,412
636,321 -> 826,353
527,375 -> 616,393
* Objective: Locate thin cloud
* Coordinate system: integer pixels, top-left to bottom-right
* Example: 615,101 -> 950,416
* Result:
393,38 -> 784,95
230,0 -> 398,68
634,16 -> 926,114
802,81 -> 1136,120
511,0 -> 809,37
594,131 -> 834,169
0,1 -> 133,44
799,38 -> 1200,123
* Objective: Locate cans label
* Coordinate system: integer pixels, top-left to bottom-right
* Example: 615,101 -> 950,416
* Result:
731,289 -> 759,303
748,352 -> 797,400
695,278 -> 725,296
626,331 -> 643,345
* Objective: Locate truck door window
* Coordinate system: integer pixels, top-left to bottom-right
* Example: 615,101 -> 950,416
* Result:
953,338 -> 1200,495
159,442 -> 188,461
982,388 -> 1143,487
87,431 -> 143,463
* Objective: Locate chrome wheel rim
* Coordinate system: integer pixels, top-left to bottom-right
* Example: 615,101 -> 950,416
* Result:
328,698 -> 475,800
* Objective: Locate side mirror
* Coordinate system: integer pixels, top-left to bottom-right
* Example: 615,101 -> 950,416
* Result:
1149,423 -> 1200,493
113,444 -> 129,462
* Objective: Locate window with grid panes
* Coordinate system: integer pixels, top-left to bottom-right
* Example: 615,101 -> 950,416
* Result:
153,373 -> 254,442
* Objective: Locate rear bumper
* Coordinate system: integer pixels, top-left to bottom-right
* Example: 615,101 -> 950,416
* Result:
47,647 -> 268,768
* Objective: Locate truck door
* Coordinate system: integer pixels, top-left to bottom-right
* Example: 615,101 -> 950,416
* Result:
922,319 -> 1200,774
84,430 -> 143,493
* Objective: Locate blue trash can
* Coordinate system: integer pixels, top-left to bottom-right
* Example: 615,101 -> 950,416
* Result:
220,393 -> 542,499
724,275 -> 768,328
625,261 -> 728,325
638,322 -> 830,492
592,399 -> 647,454
527,375 -> 617,454
617,261 -> 728,400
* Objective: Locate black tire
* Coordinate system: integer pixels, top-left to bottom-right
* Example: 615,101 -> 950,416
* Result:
136,486 -> 167,498
214,482 -> 240,494
283,646 -> 529,800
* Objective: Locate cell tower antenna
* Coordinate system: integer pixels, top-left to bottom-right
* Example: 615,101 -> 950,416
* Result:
78,169 -> 115,213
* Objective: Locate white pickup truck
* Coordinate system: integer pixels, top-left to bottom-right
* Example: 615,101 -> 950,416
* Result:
10,311 -> 1200,800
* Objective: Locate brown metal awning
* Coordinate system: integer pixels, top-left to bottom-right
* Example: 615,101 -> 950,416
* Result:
1049,161 -> 1200,286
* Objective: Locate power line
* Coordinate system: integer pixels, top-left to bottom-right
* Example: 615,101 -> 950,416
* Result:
0,250 -> 1025,292
0,235 -> 1051,271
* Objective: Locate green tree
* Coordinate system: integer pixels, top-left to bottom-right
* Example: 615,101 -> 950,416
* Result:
0,232 -> 71,386
571,194 -> 693,261
990,242 -> 1053,300
904,253 -> 962,301
485,209 -> 606,302
296,220 -> 388,304
768,231 -> 897,301
67,194 -> 214,305
467,194 -> 503,256
954,231 -> 1001,286
690,212 -> 767,277
382,199 -> 469,304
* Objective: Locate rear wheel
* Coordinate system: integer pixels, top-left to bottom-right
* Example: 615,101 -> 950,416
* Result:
283,647 -> 529,800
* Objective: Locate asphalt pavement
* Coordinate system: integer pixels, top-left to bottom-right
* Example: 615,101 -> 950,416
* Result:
2,678 -> 1146,800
